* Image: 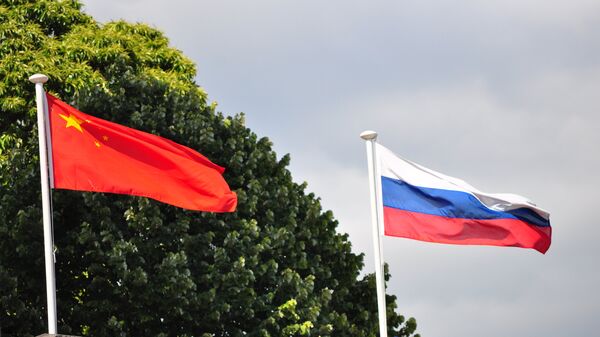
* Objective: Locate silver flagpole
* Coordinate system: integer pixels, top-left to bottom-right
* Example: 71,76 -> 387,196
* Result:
29,73 -> 58,334
360,130 -> 388,337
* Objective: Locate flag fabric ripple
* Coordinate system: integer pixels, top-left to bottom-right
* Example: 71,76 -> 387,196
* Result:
378,144 -> 551,254
47,94 -> 237,212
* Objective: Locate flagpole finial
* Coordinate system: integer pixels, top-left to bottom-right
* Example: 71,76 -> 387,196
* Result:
360,130 -> 378,140
29,74 -> 49,84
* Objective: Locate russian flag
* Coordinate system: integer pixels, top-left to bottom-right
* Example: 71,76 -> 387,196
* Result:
378,144 -> 551,254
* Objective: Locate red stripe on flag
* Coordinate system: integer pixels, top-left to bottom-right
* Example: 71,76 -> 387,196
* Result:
383,206 -> 551,254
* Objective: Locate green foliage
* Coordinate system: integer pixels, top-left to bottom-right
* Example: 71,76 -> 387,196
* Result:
0,1 -> 419,336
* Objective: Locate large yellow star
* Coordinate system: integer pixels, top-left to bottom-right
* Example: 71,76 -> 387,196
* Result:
59,113 -> 84,133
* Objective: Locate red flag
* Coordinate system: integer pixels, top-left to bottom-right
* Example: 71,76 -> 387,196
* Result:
47,94 -> 237,212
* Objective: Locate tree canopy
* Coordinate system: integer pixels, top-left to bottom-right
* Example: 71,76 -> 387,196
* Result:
0,1 -> 419,336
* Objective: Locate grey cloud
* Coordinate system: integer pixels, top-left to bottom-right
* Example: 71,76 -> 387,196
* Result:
81,1 -> 600,336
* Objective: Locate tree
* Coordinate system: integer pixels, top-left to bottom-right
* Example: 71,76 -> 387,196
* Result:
0,1 -> 420,336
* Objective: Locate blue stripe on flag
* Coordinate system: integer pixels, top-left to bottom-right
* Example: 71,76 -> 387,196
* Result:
381,176 -> 550,228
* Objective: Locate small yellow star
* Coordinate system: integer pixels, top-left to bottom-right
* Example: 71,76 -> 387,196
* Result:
94,141 -> 101,148
102,135 -> 109,141
59,113 -> 84,133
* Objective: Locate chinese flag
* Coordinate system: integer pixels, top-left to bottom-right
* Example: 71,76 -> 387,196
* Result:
47,94 -> 237,212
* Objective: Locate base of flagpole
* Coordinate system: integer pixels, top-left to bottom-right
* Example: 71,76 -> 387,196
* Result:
36,334 -> 82,337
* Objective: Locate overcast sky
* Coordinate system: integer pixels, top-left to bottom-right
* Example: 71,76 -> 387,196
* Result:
81,1 -> 600,336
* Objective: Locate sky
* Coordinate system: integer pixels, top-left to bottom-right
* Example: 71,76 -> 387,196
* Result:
81,1 -> 600,336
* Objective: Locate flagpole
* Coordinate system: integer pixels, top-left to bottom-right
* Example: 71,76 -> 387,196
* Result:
360,130 -> 388,337
29,73 -> 58,334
